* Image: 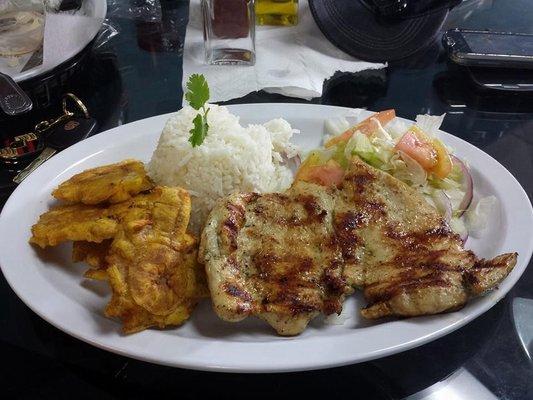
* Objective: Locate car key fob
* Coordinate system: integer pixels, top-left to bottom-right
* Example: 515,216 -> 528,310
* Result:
13,116 -> 98,184
46,116 -> 98,150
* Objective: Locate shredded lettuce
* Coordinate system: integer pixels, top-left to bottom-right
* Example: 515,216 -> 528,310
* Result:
446,187 -> 467,215
465,196 -> 498,235
345,133 -> 381,168
429,189 -> 452,222
371,118 -> 394,142
429,176 -> 462,190
386,118 -> 409,140
415,114 -> 445,138
304,148 -> 335,166
450,217 -> 468,238
320,113 -> 474,236
447,163 -> 463,182
332,142 -> 348,169
325,117 -> 350,137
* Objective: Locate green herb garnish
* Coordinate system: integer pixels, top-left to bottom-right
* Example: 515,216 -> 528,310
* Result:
185,74 -> 210,147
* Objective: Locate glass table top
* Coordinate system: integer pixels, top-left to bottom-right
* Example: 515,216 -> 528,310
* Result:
1,1 -> 532,399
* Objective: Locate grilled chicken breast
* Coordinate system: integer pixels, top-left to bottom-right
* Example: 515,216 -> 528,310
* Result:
339,157 -> 517,319
200,157 -> 517,335
200,183 -> 352,335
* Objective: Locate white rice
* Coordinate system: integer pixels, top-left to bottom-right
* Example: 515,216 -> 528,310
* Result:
148,104 -> 299,233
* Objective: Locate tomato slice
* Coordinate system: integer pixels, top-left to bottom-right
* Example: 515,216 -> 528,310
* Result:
396,130 -> 437,170
325,109 -> 396,148
296,159 -> 344,188
430,139 -> 453,179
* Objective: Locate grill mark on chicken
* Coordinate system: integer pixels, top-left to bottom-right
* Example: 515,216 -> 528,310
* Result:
223,283 -> 253,302
390,249 -> 475,272
251,193 -> 328,227
252,252 -> 315,281
463,272 -> 480,288
323,263 -> 348,294
364,272 -> 452,305
382,225 -> 462,256
472,256 -> 516,269
334,211 -> 365,261
462,253 -> 518,295
298,194 -> 329,223
266,290 -> 321,315
384,224 -> 452,241
222,203 -> 246,252
345,170 -> 375,193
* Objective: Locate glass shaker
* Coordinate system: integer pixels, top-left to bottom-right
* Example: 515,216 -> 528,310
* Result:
202,0 -> 256,66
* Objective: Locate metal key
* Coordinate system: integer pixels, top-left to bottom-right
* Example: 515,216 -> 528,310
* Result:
13,94 -> 97,184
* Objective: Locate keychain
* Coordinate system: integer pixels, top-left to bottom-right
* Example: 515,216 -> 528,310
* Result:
12,93 -> 98,184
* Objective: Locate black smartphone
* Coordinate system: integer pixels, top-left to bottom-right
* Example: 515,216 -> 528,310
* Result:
443,29 -> 533,69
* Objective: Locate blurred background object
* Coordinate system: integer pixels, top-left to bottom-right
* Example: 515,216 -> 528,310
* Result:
0,0 -> 105,118
201,0 -> 256,65
0,0 -> 46,115
106,0 -> 162,22
513,298 -> 533,362
184,0 -> 384,102
0,1 -> 45,59
308,0 -> 461,62
0,0 -> 118,202
256,0 -> 298,26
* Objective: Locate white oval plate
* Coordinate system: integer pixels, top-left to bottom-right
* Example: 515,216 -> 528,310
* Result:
1,104 -> 532,373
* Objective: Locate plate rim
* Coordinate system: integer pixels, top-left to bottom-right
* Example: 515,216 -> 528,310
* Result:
1,103 -> 532,373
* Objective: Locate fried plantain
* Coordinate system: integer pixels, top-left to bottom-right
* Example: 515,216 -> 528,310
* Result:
30,185 -> 190,248
31,161 -> 206,334
103,186 -> 207,333
72,240 -> 112,280
105,235 -> 204,333
30,204 -> 118,248
52,159 -> 154,205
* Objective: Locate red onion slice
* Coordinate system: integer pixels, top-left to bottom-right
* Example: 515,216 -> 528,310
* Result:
451,155 -> 473,216
282,153 -> 302,174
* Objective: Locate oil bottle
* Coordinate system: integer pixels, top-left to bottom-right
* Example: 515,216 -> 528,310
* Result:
255,0 -> 298,26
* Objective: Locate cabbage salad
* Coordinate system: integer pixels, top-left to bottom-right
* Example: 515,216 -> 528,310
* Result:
295,110 -> 495,240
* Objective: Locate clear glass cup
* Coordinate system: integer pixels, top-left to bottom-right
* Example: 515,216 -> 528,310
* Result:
202,0 -> 256,66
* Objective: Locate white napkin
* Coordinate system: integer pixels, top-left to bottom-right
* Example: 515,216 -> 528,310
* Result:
42,12 -> 102,70
183,0 -> 386,102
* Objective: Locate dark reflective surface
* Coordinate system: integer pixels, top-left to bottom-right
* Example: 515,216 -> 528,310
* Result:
1,1 -> 533,399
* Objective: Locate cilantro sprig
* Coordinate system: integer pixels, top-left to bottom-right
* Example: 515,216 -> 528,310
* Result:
185,74 -> 210,147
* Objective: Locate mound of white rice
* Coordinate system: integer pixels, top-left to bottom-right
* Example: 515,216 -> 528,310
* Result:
148,104 -> 299,232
